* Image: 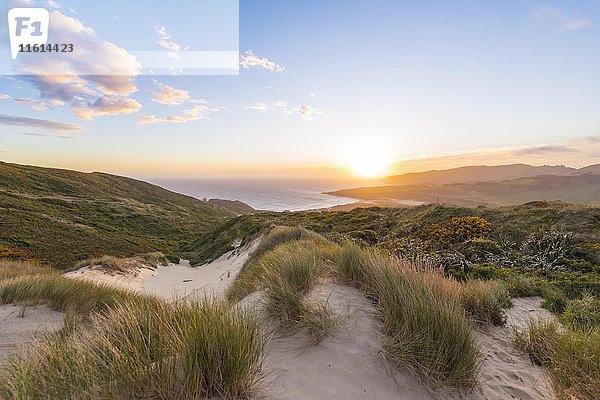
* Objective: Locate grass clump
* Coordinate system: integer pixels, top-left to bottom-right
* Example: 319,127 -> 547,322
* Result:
515,320 -> 600,400
460,279 -> 512,326
0,274 -> 144,314
0,298 -> 264,400
560,294 -> 600,331
334,242 -> 480,387
0,259 -> 57,281
248,226 -> 325,263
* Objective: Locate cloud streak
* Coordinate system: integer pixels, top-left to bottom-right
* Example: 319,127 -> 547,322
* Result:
137,105 -> 218,125
151,80 -> 190,105
0,114 -> 86,134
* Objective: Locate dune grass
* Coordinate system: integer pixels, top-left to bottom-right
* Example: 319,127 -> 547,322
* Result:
0,273 -> 147,315
460,279 -> 512,326
0,297 -> 264,399
515,320 -> 600,400
334,243 -> 480,387
0,259 -> 57,281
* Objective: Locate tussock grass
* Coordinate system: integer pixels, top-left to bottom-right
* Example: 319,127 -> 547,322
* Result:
460,279 -> 512,326
248,226 -> 325,263
227,227 -> 331,302
0,259 -> 57,281
74,252 -> 168,274
334,242 -> 480,387
515,320 -> 600,400
0,274 -> 145,314
0,297 -> 264,399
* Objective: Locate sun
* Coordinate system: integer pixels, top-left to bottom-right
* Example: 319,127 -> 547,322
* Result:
341,141 -> 392,178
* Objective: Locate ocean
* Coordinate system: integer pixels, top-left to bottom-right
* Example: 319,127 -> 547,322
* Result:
148,178 -> 361,212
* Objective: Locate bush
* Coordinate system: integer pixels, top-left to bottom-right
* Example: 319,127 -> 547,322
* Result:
460,280 -> 511,326
515,320 -> 600,400
541,288 -> 569,314
560,294 -> 600,331
0,298 -> 264,399
415,216 -> 492,249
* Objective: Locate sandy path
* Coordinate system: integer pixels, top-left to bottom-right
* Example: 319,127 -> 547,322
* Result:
66,238 -> 261,300
470,297 -> 556,400
258,283 -> 436,400
254,287 -> 556,400
0,304 -> 64,361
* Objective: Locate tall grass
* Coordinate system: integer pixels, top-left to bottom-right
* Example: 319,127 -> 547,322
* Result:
0,298 -> 264,399
334,243 -> 480,387
0,260 -> 57,281
515,320 -> 600,400
460,279 -> 512,326
0,274 -> 144,314
227,226 -> 331,302
246,226 -> 325,264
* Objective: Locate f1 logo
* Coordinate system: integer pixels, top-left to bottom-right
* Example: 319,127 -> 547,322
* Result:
8,8 -> 49,60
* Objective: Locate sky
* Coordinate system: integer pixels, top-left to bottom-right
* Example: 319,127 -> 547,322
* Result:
0,0 -> 599,180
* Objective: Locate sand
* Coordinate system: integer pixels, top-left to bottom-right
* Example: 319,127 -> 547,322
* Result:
473,297 -> 556,400
252,286 -> 556,400
0,304 -> 64,361
65,238 -> 261,300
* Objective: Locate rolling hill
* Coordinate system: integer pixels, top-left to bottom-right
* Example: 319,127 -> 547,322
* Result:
382,164 -> 575,186
0,162 -> 250,268
327,174 -> 600,207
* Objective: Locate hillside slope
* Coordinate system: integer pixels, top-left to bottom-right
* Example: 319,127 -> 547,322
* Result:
328,174 -> 600,206
0,162 -> 239,268
383,164 -> 574,186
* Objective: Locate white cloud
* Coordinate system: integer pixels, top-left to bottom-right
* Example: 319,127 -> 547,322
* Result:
137,105 -> 218,124
13,11 -> 141,120
47,0 -> 60,9
240,50 -> 285,73
245,103 -> 270,113
0,94 -> 10,100
296,105 -> 323,121
71,96 -> 141,121
534,6 -> 592,32
150,80 -> 190,105
155,24 -> 181,51
245,100 -> 323,121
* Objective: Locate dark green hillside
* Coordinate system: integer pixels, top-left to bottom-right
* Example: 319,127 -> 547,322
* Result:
0,162 -> 238,268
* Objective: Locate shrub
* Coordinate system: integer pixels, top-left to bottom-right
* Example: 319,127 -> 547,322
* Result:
460,280 -> 511,326
541,288 -> 569,314
515,320 -> 600,400
560,294 -> 600,331
415,216 -> 492,249
0,298 -> 264,399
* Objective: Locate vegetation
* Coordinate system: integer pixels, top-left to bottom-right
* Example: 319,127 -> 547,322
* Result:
0,298 -> 264,399
515,320 -> 600,400
0,162 -> 240,268
334,244 -> 481,386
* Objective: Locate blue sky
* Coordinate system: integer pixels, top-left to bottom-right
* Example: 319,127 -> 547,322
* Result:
1,0 -> 599,179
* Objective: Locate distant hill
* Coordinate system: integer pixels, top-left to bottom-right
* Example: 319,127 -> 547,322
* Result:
383,164 -> 575,186
573,163 -> 600,175
0,162 -> 243,268
327,174 -> 600,207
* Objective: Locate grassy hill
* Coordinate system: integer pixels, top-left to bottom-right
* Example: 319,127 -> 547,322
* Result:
383,164 -> 575,186
0,162 -> 242,268
327,174 -> 600,206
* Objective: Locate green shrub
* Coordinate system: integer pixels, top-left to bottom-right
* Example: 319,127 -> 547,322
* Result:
541,288 -> 569,314
560,294 -> 600,331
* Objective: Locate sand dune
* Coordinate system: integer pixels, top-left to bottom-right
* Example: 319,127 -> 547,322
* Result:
58,244 -> 556,399
0,304 -> 64,361
65,238 -> 261,300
